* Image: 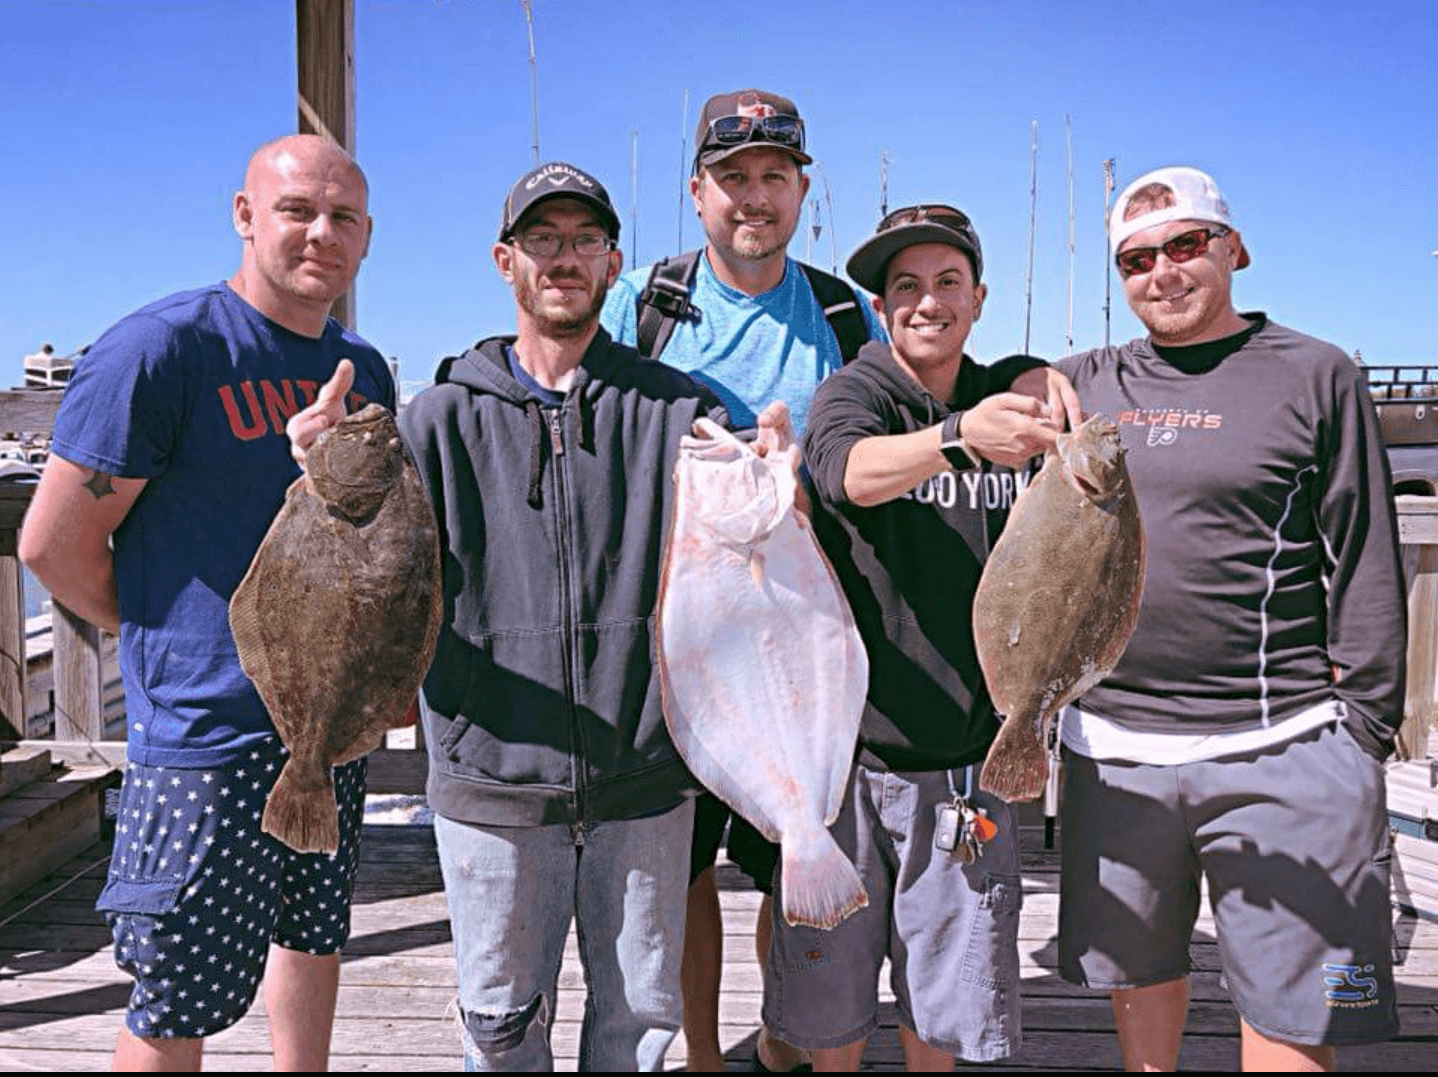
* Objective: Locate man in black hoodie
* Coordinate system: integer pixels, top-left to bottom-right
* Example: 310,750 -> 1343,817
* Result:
765,206 -> 1076,1070
395,162 -> 758,1071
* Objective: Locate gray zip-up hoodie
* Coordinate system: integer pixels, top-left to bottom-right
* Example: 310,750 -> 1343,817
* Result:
398,331 -> 728,826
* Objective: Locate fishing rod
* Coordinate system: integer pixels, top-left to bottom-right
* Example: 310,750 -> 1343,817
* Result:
1023,121 -> 1038,355
519,1 -> 540,165
1065,115 -> 1075,353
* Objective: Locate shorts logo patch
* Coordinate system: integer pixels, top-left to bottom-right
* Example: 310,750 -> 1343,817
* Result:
1321,962 -> 1379,1008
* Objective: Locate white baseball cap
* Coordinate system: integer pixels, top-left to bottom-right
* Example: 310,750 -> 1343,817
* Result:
1109,166 -> 1250,270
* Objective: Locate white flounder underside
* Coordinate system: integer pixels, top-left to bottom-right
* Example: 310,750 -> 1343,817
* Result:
658,421 -> 868,847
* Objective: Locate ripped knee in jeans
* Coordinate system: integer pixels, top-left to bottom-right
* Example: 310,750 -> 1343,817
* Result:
461,992 -> 547,1053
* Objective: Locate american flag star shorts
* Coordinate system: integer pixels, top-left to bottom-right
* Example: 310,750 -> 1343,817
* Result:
95,738 -> 365,1039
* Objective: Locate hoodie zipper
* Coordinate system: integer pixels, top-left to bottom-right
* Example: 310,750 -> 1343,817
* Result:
547,407 -> 587,820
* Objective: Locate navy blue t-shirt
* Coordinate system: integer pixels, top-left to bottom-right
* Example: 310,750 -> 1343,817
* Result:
51,283 -> 394,766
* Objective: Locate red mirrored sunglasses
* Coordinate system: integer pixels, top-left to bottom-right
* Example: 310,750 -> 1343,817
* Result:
1115,226 -> 1229,278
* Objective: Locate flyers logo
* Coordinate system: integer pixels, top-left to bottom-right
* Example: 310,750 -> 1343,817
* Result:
1119,408 -> 1222,448
1147,427 -> 1178,447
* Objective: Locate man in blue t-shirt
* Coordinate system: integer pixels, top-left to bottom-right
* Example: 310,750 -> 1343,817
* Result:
21,134 -> 392,1071
602,87 -> 883,1074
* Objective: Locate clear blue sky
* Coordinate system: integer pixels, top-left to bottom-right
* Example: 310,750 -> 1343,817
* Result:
3,0 -> 1435,398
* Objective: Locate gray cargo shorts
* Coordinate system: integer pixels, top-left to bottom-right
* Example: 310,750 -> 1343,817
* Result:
762,762 -> 1022,1061
1058,721 -> 1398,1046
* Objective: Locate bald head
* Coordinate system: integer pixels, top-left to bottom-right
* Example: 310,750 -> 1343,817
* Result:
230,133 -> 374,337
243,134 -> 369,198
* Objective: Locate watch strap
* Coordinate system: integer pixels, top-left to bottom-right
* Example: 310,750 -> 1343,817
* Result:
939,411 -> 982,471
937,411 -> 983,471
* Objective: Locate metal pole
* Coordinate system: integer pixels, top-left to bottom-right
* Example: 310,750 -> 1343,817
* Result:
1065,115 -> 1075,353
880,149 -> 890,218
520,1 -> 540,165
813,161 -> 837,274
678,89 -> 689,252
1024,121 -> 1038,355
630,129 -> 639,266
1103,158 -> 1116,350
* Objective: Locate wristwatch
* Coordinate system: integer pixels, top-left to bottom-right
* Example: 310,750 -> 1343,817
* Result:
939,411 -> 982,471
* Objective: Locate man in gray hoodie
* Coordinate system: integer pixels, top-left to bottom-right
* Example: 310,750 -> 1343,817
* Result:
395,161 -> 791,1071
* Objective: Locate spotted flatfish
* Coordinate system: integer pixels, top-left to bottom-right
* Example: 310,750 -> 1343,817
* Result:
974,414 -> 1146,802
230,403 -> 443,853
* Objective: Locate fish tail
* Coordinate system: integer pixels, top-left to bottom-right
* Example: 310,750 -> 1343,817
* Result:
262,759 -> 340,854
980,713 -> 1050,802
778,828 -> 869,930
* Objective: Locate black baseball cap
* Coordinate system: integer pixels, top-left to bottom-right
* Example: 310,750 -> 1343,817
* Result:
693,89 -> 812,171
498,161 -> 620,241
846,204 -> 985,294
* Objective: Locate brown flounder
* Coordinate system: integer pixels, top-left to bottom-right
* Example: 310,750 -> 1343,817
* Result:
230,403 -> 443,853
657,420 -> 869,929
974,414 -> 1145,802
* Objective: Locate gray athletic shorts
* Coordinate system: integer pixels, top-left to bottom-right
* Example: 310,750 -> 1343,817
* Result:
762,762 -> 1022,1061
1058,721 -> 1398,1046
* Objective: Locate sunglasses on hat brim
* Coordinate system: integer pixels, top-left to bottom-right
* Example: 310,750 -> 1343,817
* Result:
700,114 -> 805,154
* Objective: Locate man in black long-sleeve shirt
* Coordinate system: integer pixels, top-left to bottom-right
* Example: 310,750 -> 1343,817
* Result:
1054,166 -> 1404,1071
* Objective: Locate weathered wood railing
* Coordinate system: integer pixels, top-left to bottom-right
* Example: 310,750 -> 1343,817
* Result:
0,388 -> 425,792
1396,494 -> 1438,760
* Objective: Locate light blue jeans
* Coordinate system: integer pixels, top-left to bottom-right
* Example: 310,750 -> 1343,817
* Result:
434,799 -> 693,1071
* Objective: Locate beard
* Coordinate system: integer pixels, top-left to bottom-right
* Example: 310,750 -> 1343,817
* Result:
727,217 -> 789,262
515,269 -> 608,338
732,234 -> 786,261
1133,289 -> 1225,346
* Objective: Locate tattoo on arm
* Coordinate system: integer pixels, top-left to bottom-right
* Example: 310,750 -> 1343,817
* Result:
82,469 -> 116,500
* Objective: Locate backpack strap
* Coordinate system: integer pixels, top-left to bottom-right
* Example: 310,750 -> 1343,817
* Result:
798,263 -> 871,363
634,250 -> 703,360
636,251 -> 872,364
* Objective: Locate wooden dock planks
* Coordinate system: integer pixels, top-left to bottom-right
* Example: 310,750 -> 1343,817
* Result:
3,822 -> 1438,1071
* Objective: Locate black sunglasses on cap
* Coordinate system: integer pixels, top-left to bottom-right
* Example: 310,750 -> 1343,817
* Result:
1115,226 -> 1230,278
876,204 -> 974,233
701,114 -> 805,153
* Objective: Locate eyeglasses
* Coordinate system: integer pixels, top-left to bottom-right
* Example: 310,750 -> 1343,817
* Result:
701,114 -> 806,154
1115,226 -> 1229,278
877,204 -> 974,234
511,231 -> 616,259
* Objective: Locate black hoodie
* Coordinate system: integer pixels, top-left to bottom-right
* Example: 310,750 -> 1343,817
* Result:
802,341 -> 1042,772
398,330 -> 728,826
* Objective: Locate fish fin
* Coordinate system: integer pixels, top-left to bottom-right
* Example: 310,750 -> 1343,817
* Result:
779,828 -> 868,930
980,713 -> 1050,803
261,759 -> 340,854
332,724 -> 388,766
228,569 -> 272,697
